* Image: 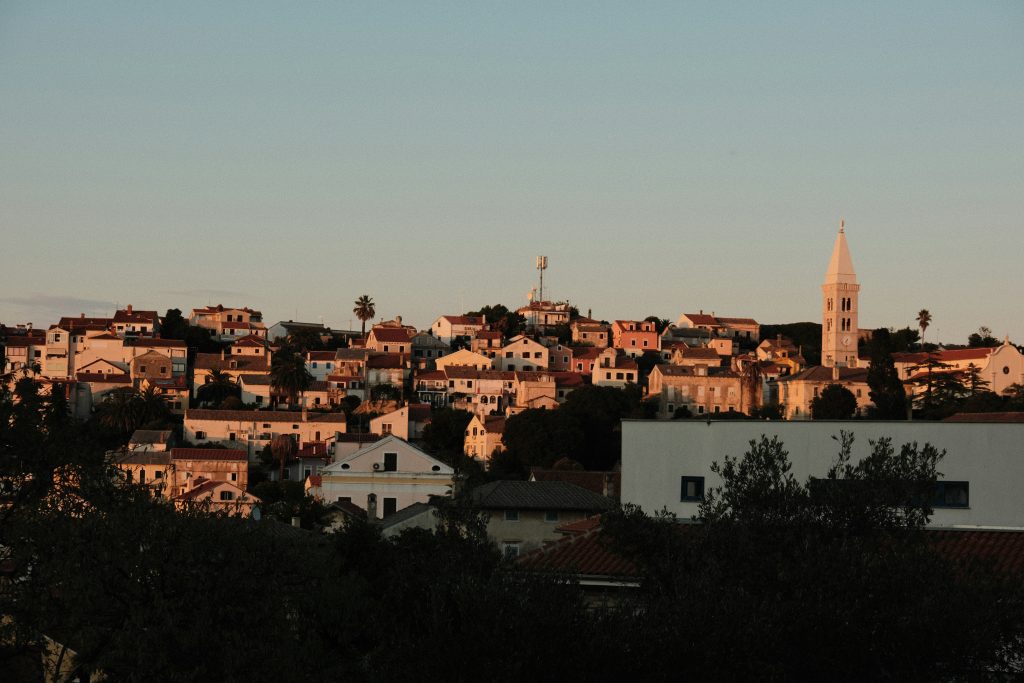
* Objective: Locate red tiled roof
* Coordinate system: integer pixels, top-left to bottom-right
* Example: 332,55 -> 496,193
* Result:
415,370 -> 447,381
442,315 -> 485,326
555,515 -> 604,535
572,347 -> 602,360
931,529 -> 1024,574
366,353 -> 406,369
113,308 -> 158,324
894,348 -> 994,364
479,415 -> 506,433
194,353 -> 270,372
943,412 -> 1024,423
171,448 -> 248,461
333,433 -> 383,443
518,527 -> 637,578
674,347 -> 721,360
297,443 -> 329,458
307,351 -> 336,361
716,316 -> 759,326
475,330 -> 503,340
682,313 -> 718,326
369,328 -> 414,343
59,316 -> 113,329
408,404 -> 432,421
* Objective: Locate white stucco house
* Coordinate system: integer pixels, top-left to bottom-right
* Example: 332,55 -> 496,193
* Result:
318,435 -> 454,519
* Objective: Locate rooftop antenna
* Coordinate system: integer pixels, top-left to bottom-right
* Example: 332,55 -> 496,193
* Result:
536,255 -> 548,303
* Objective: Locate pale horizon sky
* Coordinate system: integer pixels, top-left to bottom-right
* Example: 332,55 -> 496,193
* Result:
2,2 -> 1022,344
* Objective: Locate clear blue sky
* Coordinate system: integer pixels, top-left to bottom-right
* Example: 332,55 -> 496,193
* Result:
2,2 -> 1022,343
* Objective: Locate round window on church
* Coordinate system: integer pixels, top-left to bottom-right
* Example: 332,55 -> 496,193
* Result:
1003,366 -> 1010,375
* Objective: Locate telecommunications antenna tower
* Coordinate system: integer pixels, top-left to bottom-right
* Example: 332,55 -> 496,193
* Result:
536,255 -> 548,303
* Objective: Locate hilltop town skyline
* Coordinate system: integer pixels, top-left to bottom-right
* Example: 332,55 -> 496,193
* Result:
2,3 -> 1022,341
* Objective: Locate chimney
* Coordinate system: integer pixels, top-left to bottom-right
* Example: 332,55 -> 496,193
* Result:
291,516 -> 301,528
367,493 -> 378,520
80,313 -> 85,319
126,304 -> 132,314
699,309 -> 703,315
603,473 -> 616,499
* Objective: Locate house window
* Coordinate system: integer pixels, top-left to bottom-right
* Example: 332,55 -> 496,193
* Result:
544,511 -> 559,523
140,365 -> 147,374
467,381 -> 473,388
534,352 -> 541,359
195,431 -> 206,440
229,432 -> 236,441
219,491 -> 234,501
230,472 -> 237,482
382,423 -> 392,434
292,424 -> 299,429
522,352 -> 530,359
263,423 -> 271,428
503,542 -> 520,559
616,372 -> 623,380
312,362 -> 318,368
933,481 -> 969,508
383,497 -> 397,517
383,452 -> 398,471
383,345 -> 390,352
504,509 -> 519,521
681,476 -> 705,502
154,471 -> 162,479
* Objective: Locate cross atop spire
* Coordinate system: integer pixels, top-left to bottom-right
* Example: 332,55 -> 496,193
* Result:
824,221 -> 856,285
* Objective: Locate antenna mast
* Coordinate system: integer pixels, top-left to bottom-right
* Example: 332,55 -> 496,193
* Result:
536,255 -> 548,303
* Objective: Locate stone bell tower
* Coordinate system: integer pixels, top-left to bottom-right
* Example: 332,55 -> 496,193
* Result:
821,220 -> 859,368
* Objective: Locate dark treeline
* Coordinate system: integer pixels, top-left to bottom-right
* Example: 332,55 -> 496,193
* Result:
3,378 -> 1024,681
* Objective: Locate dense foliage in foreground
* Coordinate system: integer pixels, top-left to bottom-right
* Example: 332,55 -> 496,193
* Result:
2,379 -> 1023,681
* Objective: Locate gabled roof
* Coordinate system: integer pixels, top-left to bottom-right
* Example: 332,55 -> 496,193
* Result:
517,526 -> 637,579
415,370 -> 447,381
129,429 -> 173,446
475,330 -> 503,340
175,479 -> 253,502
307,350 -> 336,361
369,327 -> 415,343
472,414 -> 506,434
113,308 -> 159,324
59,315 -> 113,330
366,353 -> 406,369
323,435 -> 453,473
469,481 -> 615,511
171,448 -> 248,461
440,315 -> 485,326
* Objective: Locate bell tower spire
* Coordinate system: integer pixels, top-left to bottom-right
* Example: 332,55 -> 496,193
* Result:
821,220 -> 860,368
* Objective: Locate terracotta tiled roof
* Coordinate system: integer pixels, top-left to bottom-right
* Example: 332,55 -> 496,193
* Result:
674,347 -> 721,360
115,451 -> 172,465
335,348 -> 370,361
682,313 -> 718,326
415,370 -> 447,381
930,529 -> 1024,574
366,353 -> 406,369
185,409 -> 347,423
369,328 -> 415,343
113,308 -> 158,324
306,351 -> 336,361
572,347 -> 602,360
445,368 -> 515,380
716,316 -> 759,326
171,448 -> 248,461
333,433 -> 383,443
893,348 -> 994,364
518,526 -> 638,579
441,315 -> 485,326
297,443 -> 329,458
943,412 -> 1024,423
475,330 -> 503,340
59,316 -> 113,329
555,515 -> 604,535
194,353 -> 270,372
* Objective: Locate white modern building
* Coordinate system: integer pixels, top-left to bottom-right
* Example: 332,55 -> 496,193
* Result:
621,419 -> 1024,529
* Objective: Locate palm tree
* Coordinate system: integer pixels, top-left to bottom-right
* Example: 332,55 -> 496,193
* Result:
197,369 -> 238,407
270,433 -> 297,482
917,309 -> 932,349
740,359 -> 764,416
97,387 -> 145,435
353,295 -> 375,336
271,350 -> 313,408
